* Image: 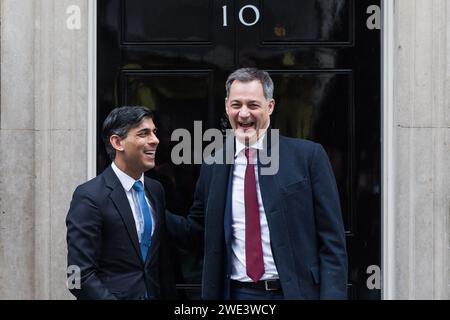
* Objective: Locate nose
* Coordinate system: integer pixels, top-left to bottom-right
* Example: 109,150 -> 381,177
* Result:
238,106 -> 250,118
148,133 -> 159,146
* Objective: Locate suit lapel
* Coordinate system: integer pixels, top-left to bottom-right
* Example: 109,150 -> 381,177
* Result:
257,128 -> 281,216
104,166 -> 143,262
258,169 -> 280,216
257,134 -> 298,286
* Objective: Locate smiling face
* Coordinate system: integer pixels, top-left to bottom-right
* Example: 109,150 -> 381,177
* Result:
110,117 -> 159,179
225,80 -> 275,144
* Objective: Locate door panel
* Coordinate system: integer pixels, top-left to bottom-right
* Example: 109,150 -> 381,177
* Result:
123,0 -> 213,43
270,72 -> 352,231
261,0 -> 352,43
98,0 -> 381,299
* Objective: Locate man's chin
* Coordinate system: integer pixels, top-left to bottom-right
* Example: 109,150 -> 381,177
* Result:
234,129 -> 258,145
142,162 -> 155,171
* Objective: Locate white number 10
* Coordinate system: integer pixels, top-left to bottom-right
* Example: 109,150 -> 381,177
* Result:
222,5 -> 260,27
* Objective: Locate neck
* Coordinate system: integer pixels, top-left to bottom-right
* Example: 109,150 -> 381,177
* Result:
113,159 -> 142,180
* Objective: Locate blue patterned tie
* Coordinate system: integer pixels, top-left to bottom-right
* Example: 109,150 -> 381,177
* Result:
132,180 -> 152,262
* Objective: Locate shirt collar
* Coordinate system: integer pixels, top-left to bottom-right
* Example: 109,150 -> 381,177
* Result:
111,161 -> 145,192
234,132 -> 266,158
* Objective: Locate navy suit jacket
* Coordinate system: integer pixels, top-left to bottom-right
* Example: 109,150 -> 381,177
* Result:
66,165 -> 177,300
168,133 -> 348,299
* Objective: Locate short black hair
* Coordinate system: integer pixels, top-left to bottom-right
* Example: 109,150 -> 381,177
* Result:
102,106 -> 154,160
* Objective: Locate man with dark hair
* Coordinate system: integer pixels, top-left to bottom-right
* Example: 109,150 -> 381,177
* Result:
66,106 -> 176,299
168,68 -> 347,300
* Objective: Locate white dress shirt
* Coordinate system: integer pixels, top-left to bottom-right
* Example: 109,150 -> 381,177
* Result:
111,162 -> 154,243
230,135 -> 279,282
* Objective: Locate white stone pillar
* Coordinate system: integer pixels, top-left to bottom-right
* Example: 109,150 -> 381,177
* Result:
394,0 -> 450,299
0,0 -> 90,299
0,0 -> 36,299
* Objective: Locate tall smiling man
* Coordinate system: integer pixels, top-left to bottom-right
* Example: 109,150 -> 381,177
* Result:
66,106 -> 176,299
168,68 -> 348,300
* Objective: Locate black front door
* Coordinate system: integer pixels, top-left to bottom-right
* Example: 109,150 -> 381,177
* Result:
98,0 -> 381,299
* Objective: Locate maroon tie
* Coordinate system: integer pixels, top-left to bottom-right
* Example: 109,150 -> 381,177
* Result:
244,148 -> 264,282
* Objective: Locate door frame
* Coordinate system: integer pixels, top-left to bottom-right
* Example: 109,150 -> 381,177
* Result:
88,0 -> 397,299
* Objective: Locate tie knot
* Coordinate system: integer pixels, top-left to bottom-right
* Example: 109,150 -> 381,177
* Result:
132,180 -> 144,192
244,148 -> 255,162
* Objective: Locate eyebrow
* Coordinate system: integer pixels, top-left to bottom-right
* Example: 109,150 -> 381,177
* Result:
230,100 -> 259,104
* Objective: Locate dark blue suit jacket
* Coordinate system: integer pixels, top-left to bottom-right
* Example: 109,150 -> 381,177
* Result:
168,133 -> 348,299
66,165 -> 177,299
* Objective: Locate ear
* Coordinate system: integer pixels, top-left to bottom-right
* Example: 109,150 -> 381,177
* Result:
110,135 -> 125,152
267,98 -> 275,116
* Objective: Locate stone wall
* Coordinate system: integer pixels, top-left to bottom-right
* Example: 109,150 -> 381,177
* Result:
0,0 -> 89,299
393,0 -> 450,299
